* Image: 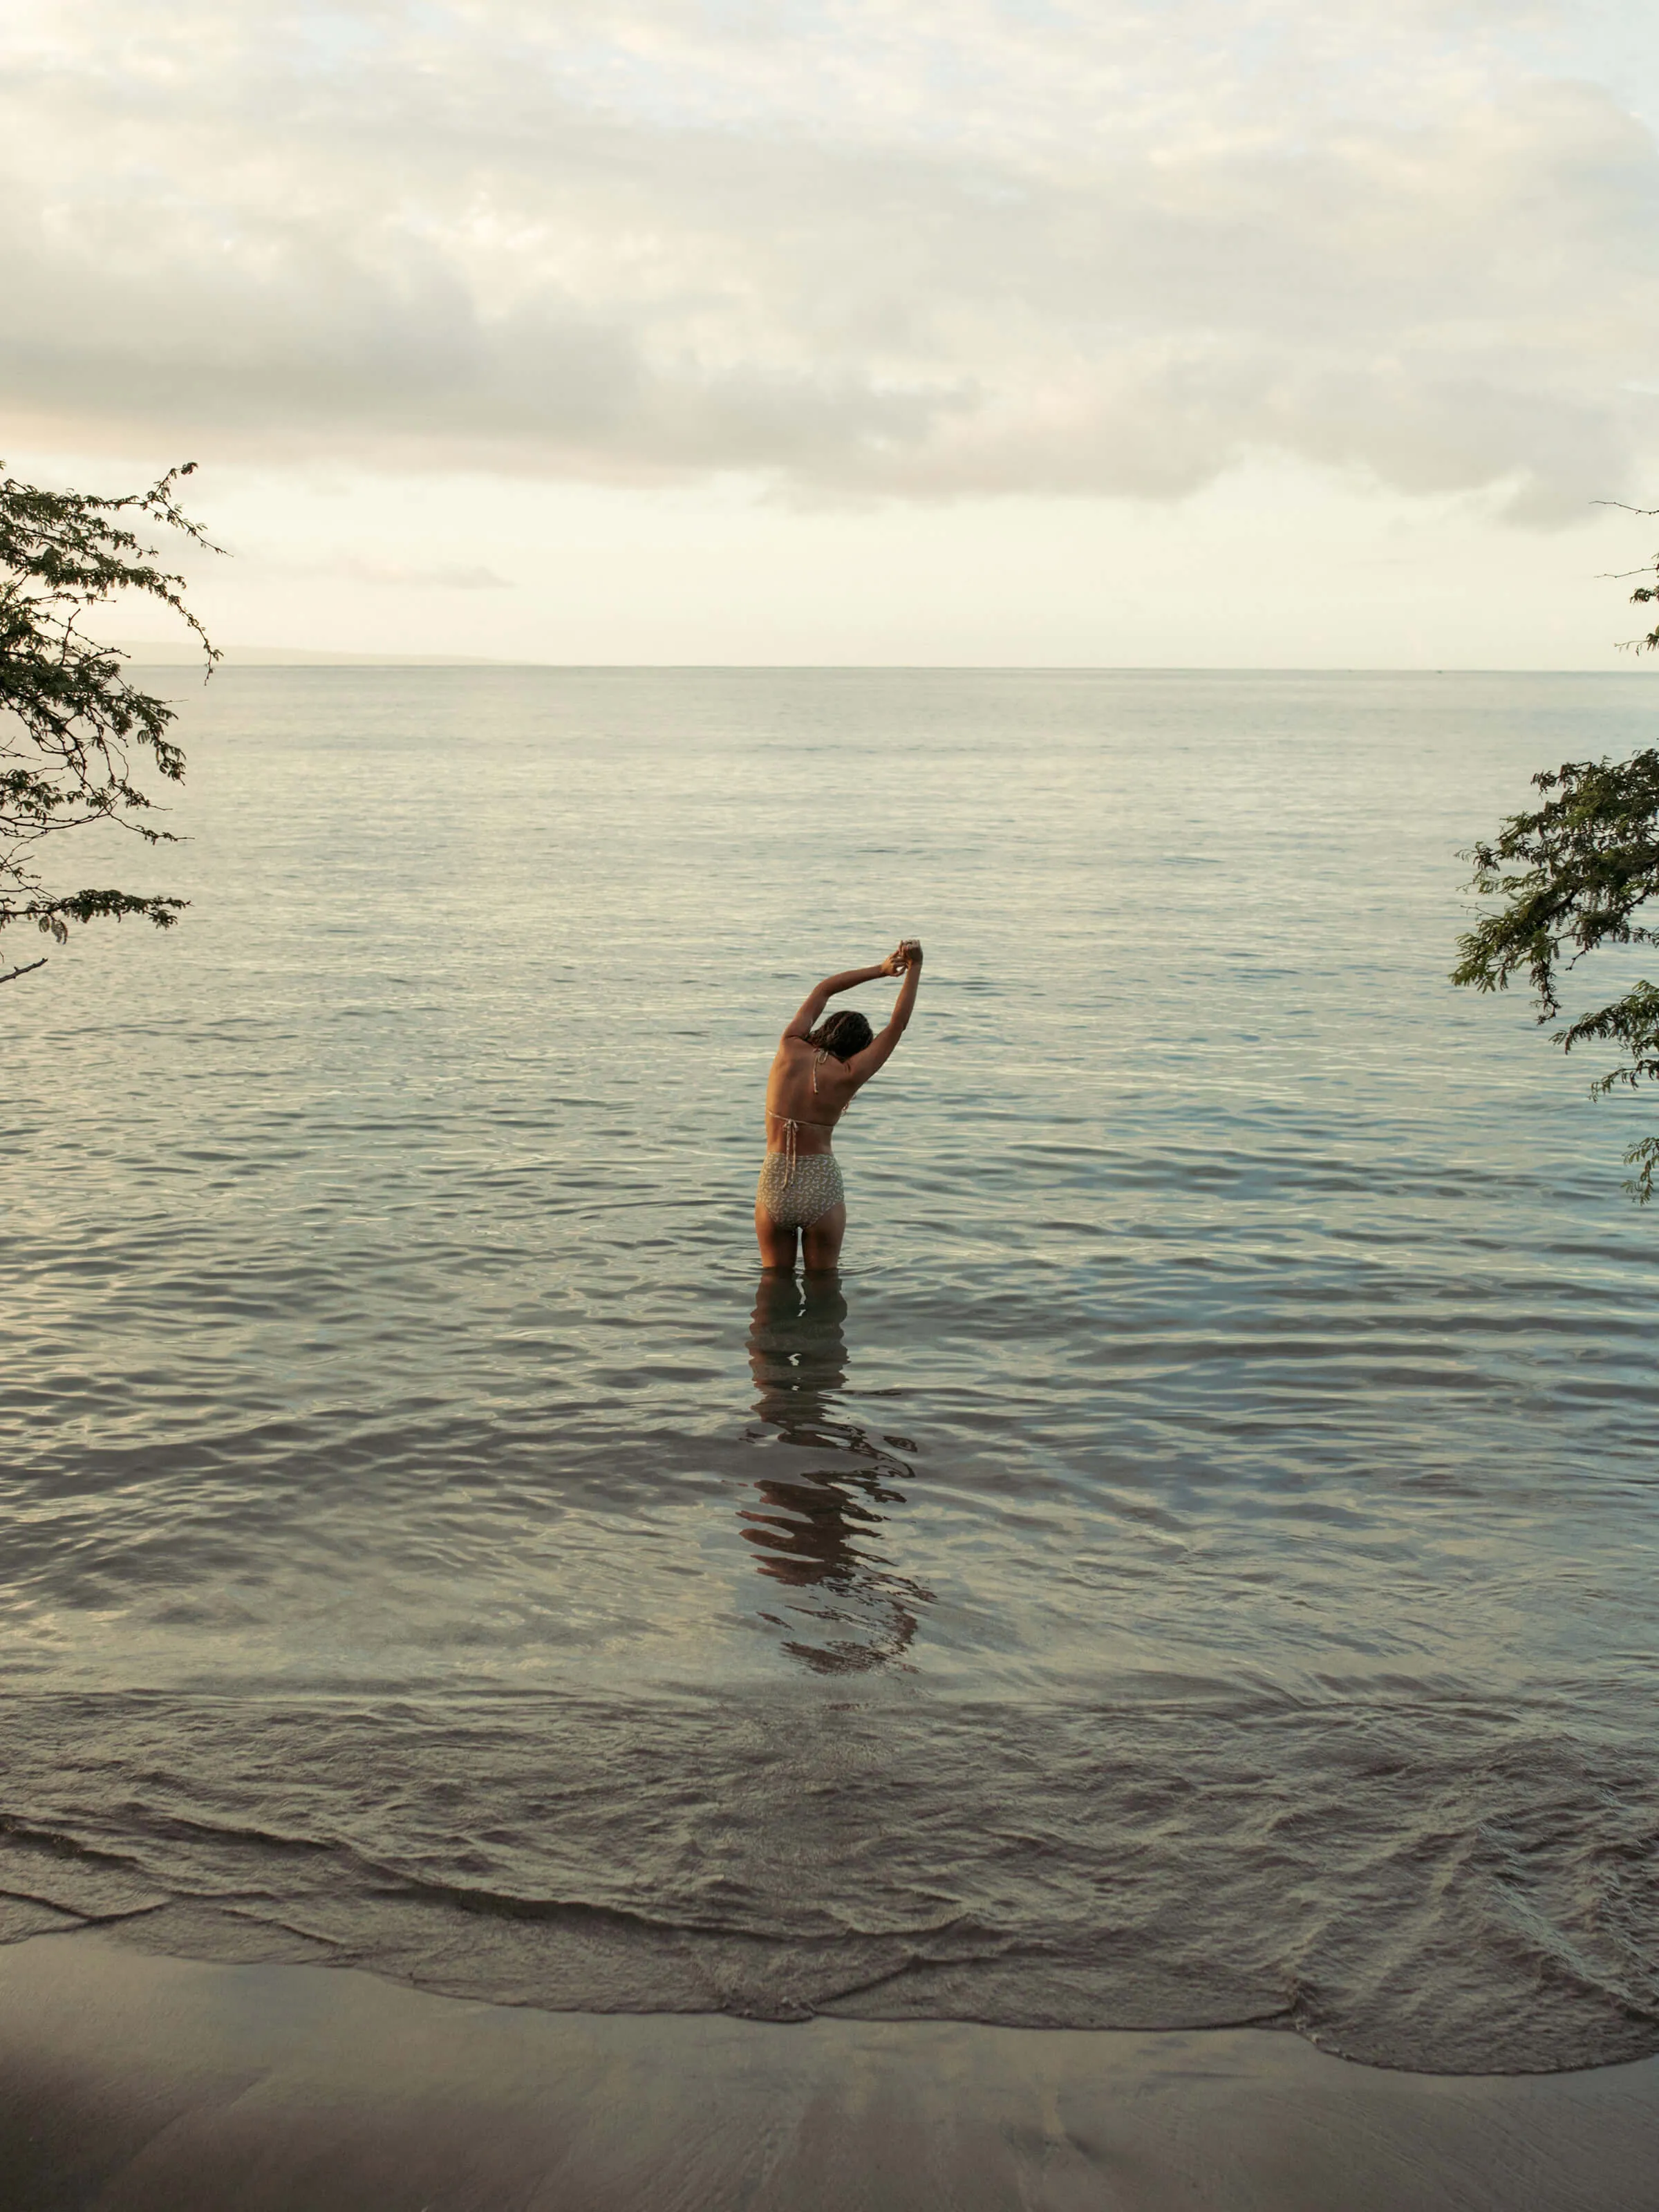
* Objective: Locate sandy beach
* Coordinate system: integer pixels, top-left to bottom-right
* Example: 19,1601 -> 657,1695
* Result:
0,1928 -> 1653,2210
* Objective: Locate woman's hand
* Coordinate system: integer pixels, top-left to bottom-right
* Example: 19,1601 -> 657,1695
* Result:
879,943 -> 908,977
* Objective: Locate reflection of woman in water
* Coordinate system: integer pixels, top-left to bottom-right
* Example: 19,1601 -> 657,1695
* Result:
743,1271 -> 930,1672
756,939 -> 924,1271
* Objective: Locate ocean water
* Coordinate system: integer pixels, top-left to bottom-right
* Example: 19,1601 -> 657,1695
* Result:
6,668 -> 1659,2072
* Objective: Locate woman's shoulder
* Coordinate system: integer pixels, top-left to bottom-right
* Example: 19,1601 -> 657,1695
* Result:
814,1051 -> 859,1094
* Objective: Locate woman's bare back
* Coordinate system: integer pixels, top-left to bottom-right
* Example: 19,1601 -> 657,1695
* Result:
763,1037 -> 856,1154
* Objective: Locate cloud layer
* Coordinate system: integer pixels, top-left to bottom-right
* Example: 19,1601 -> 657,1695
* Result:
4,1 -> 1657,516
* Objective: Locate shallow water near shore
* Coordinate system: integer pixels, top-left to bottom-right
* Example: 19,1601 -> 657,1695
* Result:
6,668 -> 1659,2071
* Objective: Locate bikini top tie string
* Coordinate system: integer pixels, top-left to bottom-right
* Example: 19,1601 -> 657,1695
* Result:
771,1050 -> 835,1187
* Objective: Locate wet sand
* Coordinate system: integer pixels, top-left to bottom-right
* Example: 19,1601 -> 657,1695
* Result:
1,1931 -> 1656,2210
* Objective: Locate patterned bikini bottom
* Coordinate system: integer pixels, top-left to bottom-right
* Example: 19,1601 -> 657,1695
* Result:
757,1149 -> 845,1230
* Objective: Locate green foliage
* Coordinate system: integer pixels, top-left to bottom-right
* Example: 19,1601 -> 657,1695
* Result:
0,462 -> 220,978
1630,571 -> 1659,657
1454,544 -> 1659,1197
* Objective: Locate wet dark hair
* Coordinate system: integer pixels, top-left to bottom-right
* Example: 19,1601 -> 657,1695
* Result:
807,1008 -> 873,1061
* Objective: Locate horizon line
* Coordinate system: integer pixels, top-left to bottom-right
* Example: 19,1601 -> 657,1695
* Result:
107,644 -> 1647,677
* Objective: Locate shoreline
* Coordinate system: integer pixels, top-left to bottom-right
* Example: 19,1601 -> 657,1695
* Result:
2,1931 -> 1656,2210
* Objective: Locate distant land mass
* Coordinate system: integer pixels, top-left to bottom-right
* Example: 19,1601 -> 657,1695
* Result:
107,641 -> 513,667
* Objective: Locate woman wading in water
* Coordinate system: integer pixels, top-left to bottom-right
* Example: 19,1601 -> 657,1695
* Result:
756,940 -> 923,1271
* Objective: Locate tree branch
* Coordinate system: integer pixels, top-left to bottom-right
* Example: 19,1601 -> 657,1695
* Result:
1,462 -> 219,953
0,955 -> 47,986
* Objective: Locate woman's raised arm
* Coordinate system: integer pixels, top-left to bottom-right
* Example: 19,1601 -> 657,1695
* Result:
782,955 -> 900,1040
845,941 -> 924,1083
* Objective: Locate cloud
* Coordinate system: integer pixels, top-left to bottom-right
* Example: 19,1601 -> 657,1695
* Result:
2,1 -> 1657,518
311,554 -> 515,590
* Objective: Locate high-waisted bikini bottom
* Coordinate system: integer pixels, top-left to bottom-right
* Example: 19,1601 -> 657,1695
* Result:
758,1149 -> 845,1230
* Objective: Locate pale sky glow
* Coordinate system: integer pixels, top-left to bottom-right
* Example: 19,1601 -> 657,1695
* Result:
4,0 -> 1659,663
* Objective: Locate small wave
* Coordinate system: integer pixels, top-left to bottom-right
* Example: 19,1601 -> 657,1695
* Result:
2,1688 -> 1656,2070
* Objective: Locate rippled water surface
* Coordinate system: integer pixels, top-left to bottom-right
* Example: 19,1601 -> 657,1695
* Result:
6,669 -> 1659,2070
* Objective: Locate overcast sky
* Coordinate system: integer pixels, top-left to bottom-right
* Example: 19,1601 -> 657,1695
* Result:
6,0 -> 1659,662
